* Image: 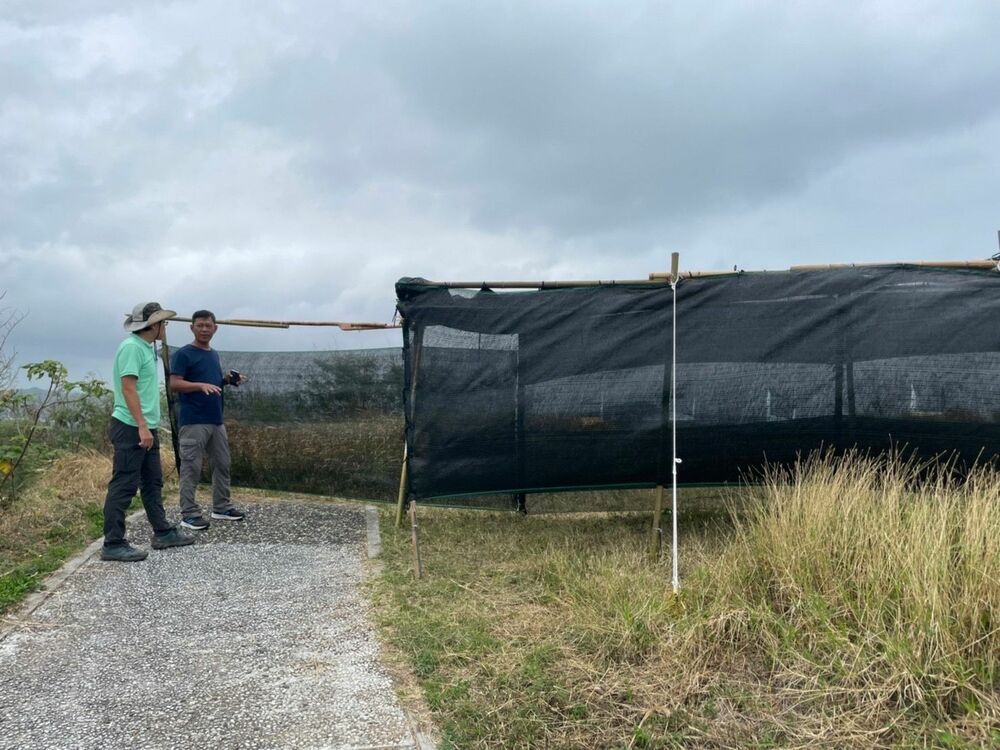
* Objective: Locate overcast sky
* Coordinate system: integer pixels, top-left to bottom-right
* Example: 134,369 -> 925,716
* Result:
2,1 -> 999,384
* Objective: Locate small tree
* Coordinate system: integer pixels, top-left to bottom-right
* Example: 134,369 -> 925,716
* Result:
0,361 -> 110,507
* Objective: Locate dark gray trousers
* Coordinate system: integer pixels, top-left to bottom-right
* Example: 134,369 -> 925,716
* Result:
103,418 -> 172,547
178,423 -> 233,517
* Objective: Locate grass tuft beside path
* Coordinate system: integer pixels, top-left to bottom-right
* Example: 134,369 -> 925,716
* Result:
372,455 -> 1000,749
0,447 -> 180,615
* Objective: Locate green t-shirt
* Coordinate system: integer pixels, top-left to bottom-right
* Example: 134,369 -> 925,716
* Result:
111,334 -> 161,429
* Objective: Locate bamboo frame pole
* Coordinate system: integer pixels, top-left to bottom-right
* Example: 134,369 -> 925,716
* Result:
410,499 -> 423,579
649,270 -> 735,280
789,260 -> 997,271
395,443 -> 409,528
401,306 -> 422,571
172,318 -> 289,328
159,325 -> 181,472
650,259 -> 998,279
397,321 -> 423,528
172,317 -> 401,330
650,253 -> 682,563
669,251 -> 680,594
226,319 -> 400,329
412,259 -> 997,291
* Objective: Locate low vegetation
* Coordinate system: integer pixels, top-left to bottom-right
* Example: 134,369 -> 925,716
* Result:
0,446 -> 178,614
373,454 -> 1000,748
227,416 -> 403,500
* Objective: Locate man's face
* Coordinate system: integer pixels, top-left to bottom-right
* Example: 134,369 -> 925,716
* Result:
191,317 -> 218,345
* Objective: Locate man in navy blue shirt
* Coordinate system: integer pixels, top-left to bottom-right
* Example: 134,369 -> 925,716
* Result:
169,310 -> 246,530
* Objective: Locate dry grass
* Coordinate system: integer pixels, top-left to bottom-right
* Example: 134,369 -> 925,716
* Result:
691,454 -> 1000,747
0,445 -> 179,614
5,440 -> 999,747
372,455 -> 1000,749
227,415 -> 402,500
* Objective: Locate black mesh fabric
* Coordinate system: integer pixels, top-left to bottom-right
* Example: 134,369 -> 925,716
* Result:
396,266 -> 1000,502
207,348 -> 404,501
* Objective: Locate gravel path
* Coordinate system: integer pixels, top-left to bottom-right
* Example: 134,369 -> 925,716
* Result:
0,500 -> 427,750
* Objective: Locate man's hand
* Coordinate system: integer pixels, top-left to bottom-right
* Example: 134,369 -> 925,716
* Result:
138,425 -> 154,450
168,375 -> 223,395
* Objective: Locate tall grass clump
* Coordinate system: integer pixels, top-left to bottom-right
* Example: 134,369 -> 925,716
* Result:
698,452 -> 1000,743
1,444 -> 181,614
374,465 -> 999,747
2,450 -> 110,612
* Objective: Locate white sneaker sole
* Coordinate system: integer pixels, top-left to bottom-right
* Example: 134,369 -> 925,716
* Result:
210,512 -> 245,521
180,520 -> 209,530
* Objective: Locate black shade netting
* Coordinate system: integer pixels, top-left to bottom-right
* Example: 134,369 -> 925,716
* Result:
396,266 -> 1000,504
180,348 -> 406,502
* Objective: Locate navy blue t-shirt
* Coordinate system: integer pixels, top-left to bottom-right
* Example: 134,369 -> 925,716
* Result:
171,344 -> 225,427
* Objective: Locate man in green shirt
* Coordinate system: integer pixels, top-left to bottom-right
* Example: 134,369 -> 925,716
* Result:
102,302 -> 194,562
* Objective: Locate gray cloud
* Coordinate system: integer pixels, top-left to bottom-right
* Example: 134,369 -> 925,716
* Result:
374,2 -> 1000,234
2,1 -> 1000,383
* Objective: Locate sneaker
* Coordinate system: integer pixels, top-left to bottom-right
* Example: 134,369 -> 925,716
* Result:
100,544 -> 148,562
151,527 -> 196,550
180,515 -> 210,530
211,507 -> 245,521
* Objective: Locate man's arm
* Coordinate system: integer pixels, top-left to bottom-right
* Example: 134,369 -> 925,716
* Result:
169,374 -> 221,396
121,375 -> 154,449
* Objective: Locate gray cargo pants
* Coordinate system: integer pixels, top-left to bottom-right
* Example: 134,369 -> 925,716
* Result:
178,423 -> 234,517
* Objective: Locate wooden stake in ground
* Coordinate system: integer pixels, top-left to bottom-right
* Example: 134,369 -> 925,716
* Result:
397,321 -> 422,528
395,444 -> 409,528
409,499 -> 423,579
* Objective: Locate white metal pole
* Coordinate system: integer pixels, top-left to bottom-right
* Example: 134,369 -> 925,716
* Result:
670,252 -> 681,593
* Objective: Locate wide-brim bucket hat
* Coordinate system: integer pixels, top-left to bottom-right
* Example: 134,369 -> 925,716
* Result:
123,302 -> 176,332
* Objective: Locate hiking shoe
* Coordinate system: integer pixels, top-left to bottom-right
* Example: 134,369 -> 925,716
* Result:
151,527 -> 196,550
180,515 -> 210,530
100,544 -> 148,562
211,507 -> 246,521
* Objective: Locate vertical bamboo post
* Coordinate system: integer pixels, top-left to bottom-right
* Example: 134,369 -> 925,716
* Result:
651,252 -> 680,562
395,443 -> 409,528
398,321 -> 422,528
402,299 -> 422,574
409,499 -> 423,579
160,324 -> 181,472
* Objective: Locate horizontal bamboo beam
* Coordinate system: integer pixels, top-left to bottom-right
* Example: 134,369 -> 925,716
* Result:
172,317 -> 400,331
789,259 -> 997,271
648,270 -> 735,280
421,259 -> 997,290
227,318 -> 400,330
173,318 -> 288,328
649,259 -> 998,279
